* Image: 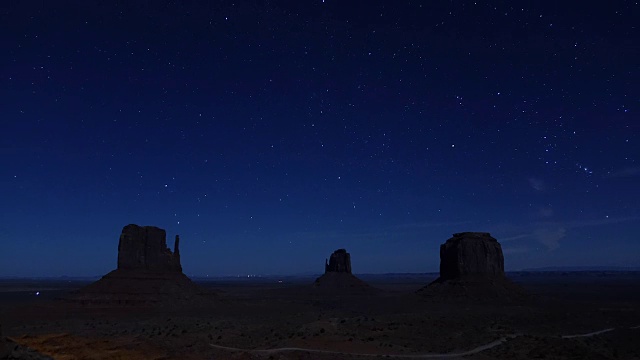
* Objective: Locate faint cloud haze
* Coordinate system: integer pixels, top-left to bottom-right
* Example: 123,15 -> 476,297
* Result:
499,215 -> 639,252
538,206 -> 554,218
528,177 -> 545,191
499,234 -> 530,242
533,227 -> 566,251
606,166 -> 640,178
395,220 -> 474,229
566,216 -> 640,228
502,246 -> 531,255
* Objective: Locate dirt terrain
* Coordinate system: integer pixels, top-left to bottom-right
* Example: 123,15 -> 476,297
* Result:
1,272 -> 639,359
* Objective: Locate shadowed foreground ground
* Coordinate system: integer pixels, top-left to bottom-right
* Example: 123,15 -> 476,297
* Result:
1,272 -> 639,359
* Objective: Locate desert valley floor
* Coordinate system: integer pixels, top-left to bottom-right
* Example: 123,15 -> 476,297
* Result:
1,272 -> 640,360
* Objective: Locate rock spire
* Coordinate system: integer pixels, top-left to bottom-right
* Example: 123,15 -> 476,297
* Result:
324,248 -> 352,274
117,224 -> 182,272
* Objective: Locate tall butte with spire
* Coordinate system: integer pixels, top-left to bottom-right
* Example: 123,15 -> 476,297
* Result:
68,224 -> 209,306
116,225 -> 182,272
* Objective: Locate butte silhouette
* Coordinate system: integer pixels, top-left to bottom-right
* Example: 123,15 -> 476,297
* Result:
67,224 -> 208,306
313,249 -> 375,293
417,232 -> 527,302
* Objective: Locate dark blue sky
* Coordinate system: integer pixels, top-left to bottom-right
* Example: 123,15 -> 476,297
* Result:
1,1 -> 638,277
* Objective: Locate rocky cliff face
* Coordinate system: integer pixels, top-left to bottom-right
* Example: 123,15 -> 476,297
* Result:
438,232 -> 504,280
324,249 -> 352,274
1,323 -> 54,360
117,224 -> 182,272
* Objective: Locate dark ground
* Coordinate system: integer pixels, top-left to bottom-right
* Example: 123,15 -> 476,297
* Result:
1,272 -> 639,359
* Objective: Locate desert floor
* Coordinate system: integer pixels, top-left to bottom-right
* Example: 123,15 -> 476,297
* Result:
1,272 -> 639,359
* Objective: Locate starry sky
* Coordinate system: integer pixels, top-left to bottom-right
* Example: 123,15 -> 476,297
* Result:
1,1 -> 638,277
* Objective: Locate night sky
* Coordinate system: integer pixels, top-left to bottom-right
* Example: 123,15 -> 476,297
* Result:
1,1 -> 638,277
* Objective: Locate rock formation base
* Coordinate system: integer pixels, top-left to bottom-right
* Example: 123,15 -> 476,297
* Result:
417,275 -> 528,303
69,269 -> 208,307
313,272 -> 375,293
